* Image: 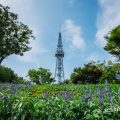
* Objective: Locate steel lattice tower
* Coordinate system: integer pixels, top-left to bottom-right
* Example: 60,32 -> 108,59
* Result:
54,31 -> 65,83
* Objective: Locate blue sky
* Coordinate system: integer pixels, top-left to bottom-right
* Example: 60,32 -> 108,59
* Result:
1,0 -> 120,79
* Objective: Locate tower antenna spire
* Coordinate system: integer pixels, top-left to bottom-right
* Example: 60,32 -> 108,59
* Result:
60,24 -> 61,33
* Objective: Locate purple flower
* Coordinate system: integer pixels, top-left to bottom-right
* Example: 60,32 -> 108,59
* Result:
84,96 -> 91,102
85,84 -> 89,97
64,89 -> 72,102
97,87 -> 104,104
104,81 -> 114,110
2,96 -> 9,101
44,90 -> 49,101
84,90 -> 94,102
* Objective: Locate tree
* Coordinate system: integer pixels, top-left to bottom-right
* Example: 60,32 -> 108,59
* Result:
82,62 -> 102,84
98,60 -> 120,83
0,65 -> 25,83
104,25 -> 120,61
62,79 -> 72,84
71,67 -> 84,84
0,4 -> 34,64
0,65 -> 17,83
70,62 -> 102,84
27,68 -> 54,84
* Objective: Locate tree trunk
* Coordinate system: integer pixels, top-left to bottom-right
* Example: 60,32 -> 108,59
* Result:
0,57 -> 5,65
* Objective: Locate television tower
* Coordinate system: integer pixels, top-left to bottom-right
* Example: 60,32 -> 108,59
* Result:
54,29 -> 65,83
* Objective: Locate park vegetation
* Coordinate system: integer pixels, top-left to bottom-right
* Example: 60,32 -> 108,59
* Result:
0,4 -> 120,120
0,82 -> 120,119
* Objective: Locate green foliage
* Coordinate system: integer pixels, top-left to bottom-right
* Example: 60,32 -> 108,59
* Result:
71,62 -> 102,84
104,25 -> 120,61
70,61 -> 120,84
0,65 -> 25,83
63,79 -> 72,84
27,67 -> 54,84
0,65 -> 17,83
82,62 -> 102,84
0,4 -> 34,64
71,67 -> 83,84
97,60 -> 120,83
16,77 -> 26,84
0,84 -> 120,120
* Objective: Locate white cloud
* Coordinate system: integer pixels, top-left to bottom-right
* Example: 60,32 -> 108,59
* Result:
96,0 -> 120,46
0,0 -> 33,11
0,0 -> 46,63
17,28 -> 47,63
86,53 -> 99,62
63,19 -> 86,51
17,25 -> 47,63
17,40 -> 46,63
106,55 -> 118,63
0,0 -> 34,27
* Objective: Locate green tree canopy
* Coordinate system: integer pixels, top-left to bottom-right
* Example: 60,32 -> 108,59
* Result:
0,65 -> 17,83
0,4 -> 34,64
27,68 -> 54,84
82,62 -> 102,84
70,62 -> 102,84
70,61 -> 120,84
71,67 -> 83,84
104,25 -> 120,61
97,60 -> 120,83
0,65 -> 25,83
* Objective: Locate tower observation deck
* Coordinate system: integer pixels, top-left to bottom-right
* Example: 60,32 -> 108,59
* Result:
54,31 -> 65,83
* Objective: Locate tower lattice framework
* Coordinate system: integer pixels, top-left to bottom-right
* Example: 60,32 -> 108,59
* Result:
54,31 -> 65,83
